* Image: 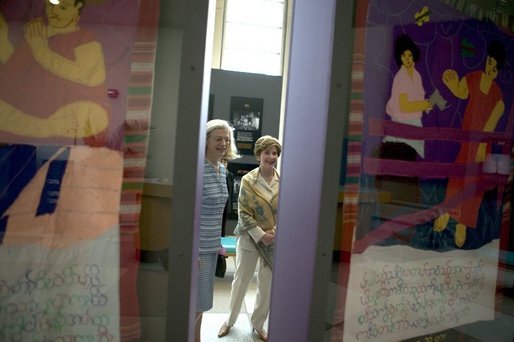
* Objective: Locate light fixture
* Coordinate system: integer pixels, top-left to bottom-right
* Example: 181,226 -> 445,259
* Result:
49,0 -> 60,4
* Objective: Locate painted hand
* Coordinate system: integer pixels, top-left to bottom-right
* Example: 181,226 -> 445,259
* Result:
0,13 -> 8,45
423,99 -> 433,112
24,18 -> 49,55
442,69 -> 459,88
0,12 -> 13,63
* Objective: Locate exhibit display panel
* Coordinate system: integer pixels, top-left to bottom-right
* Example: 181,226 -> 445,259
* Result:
0,1 -> 161,340
329,0 -> 514,341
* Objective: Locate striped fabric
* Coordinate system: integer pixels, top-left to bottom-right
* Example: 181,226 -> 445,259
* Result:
333,0 -> 370,329
200,162 -> 229,253
119,1 -> 160,341
340,0 -> 368,255
196,253 -> 218,312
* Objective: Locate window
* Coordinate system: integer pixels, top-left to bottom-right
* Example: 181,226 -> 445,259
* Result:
213,0 -> 286,76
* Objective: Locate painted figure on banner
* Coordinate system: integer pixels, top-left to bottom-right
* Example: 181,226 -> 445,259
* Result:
373,34 -> 433,208
383,33 -> 433,159
360,15 -> 512,253
344,2 -> 514,341
434,40 -> 507,247
0,0 -> 111,146
0,0 -> 122,249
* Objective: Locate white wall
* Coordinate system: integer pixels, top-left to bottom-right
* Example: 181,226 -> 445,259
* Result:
145,28 -> 183,182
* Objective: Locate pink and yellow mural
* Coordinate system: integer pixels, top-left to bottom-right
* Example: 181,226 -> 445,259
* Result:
0,0 -> 158,340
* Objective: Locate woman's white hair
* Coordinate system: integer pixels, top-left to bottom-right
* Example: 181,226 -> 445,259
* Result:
206,119 -> 240,161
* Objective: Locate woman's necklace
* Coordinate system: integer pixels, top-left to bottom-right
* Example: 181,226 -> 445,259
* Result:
207,159 -> 220,175
260,168 -> 274,184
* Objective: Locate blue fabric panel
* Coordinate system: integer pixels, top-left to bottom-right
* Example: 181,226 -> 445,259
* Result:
36,154 -> 69,216
0,216 -> 6,244
0,145 -> 37,217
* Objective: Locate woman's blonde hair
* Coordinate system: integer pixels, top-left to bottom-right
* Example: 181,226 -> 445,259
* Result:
206,119 -> 240,161
254,135 -> 281,158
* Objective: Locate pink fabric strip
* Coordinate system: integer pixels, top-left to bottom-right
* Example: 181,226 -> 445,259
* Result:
368,117 -> 512,143
363,156 -> 483,178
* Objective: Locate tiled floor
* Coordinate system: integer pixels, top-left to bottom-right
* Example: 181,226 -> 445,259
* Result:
137,255 -> 270,341
202,256 -> 268,342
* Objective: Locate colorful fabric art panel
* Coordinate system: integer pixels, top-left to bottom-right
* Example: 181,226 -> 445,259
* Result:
0,0 -> 158,340
342,0 -> 514,340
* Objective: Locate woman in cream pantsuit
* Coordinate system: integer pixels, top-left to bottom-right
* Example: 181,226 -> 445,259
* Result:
218,135 -> 281,342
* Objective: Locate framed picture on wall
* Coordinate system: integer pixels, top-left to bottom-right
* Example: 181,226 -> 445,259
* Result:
230,96 -> 263,155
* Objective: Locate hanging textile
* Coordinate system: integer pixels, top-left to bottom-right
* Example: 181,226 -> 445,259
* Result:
340,0 -> 514,341
0,1 -> 160,340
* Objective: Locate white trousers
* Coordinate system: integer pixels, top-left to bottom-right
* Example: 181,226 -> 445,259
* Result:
226,238 -> 272,330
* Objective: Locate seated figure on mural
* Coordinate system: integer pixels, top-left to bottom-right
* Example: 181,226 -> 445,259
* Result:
0,0 -> 110,144
0,0 -> 122,248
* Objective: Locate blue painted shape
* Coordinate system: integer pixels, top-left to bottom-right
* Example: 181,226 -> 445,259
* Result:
36,156 -> 68,216
0,216 -> 6,244
0,145 -> 37,216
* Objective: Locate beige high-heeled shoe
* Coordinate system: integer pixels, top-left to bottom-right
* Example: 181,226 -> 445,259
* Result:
253,328 -> 268,341
218,322 -> 231,338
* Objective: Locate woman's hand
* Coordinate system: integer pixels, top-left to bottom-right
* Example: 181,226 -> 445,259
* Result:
260,231 -> 275,246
